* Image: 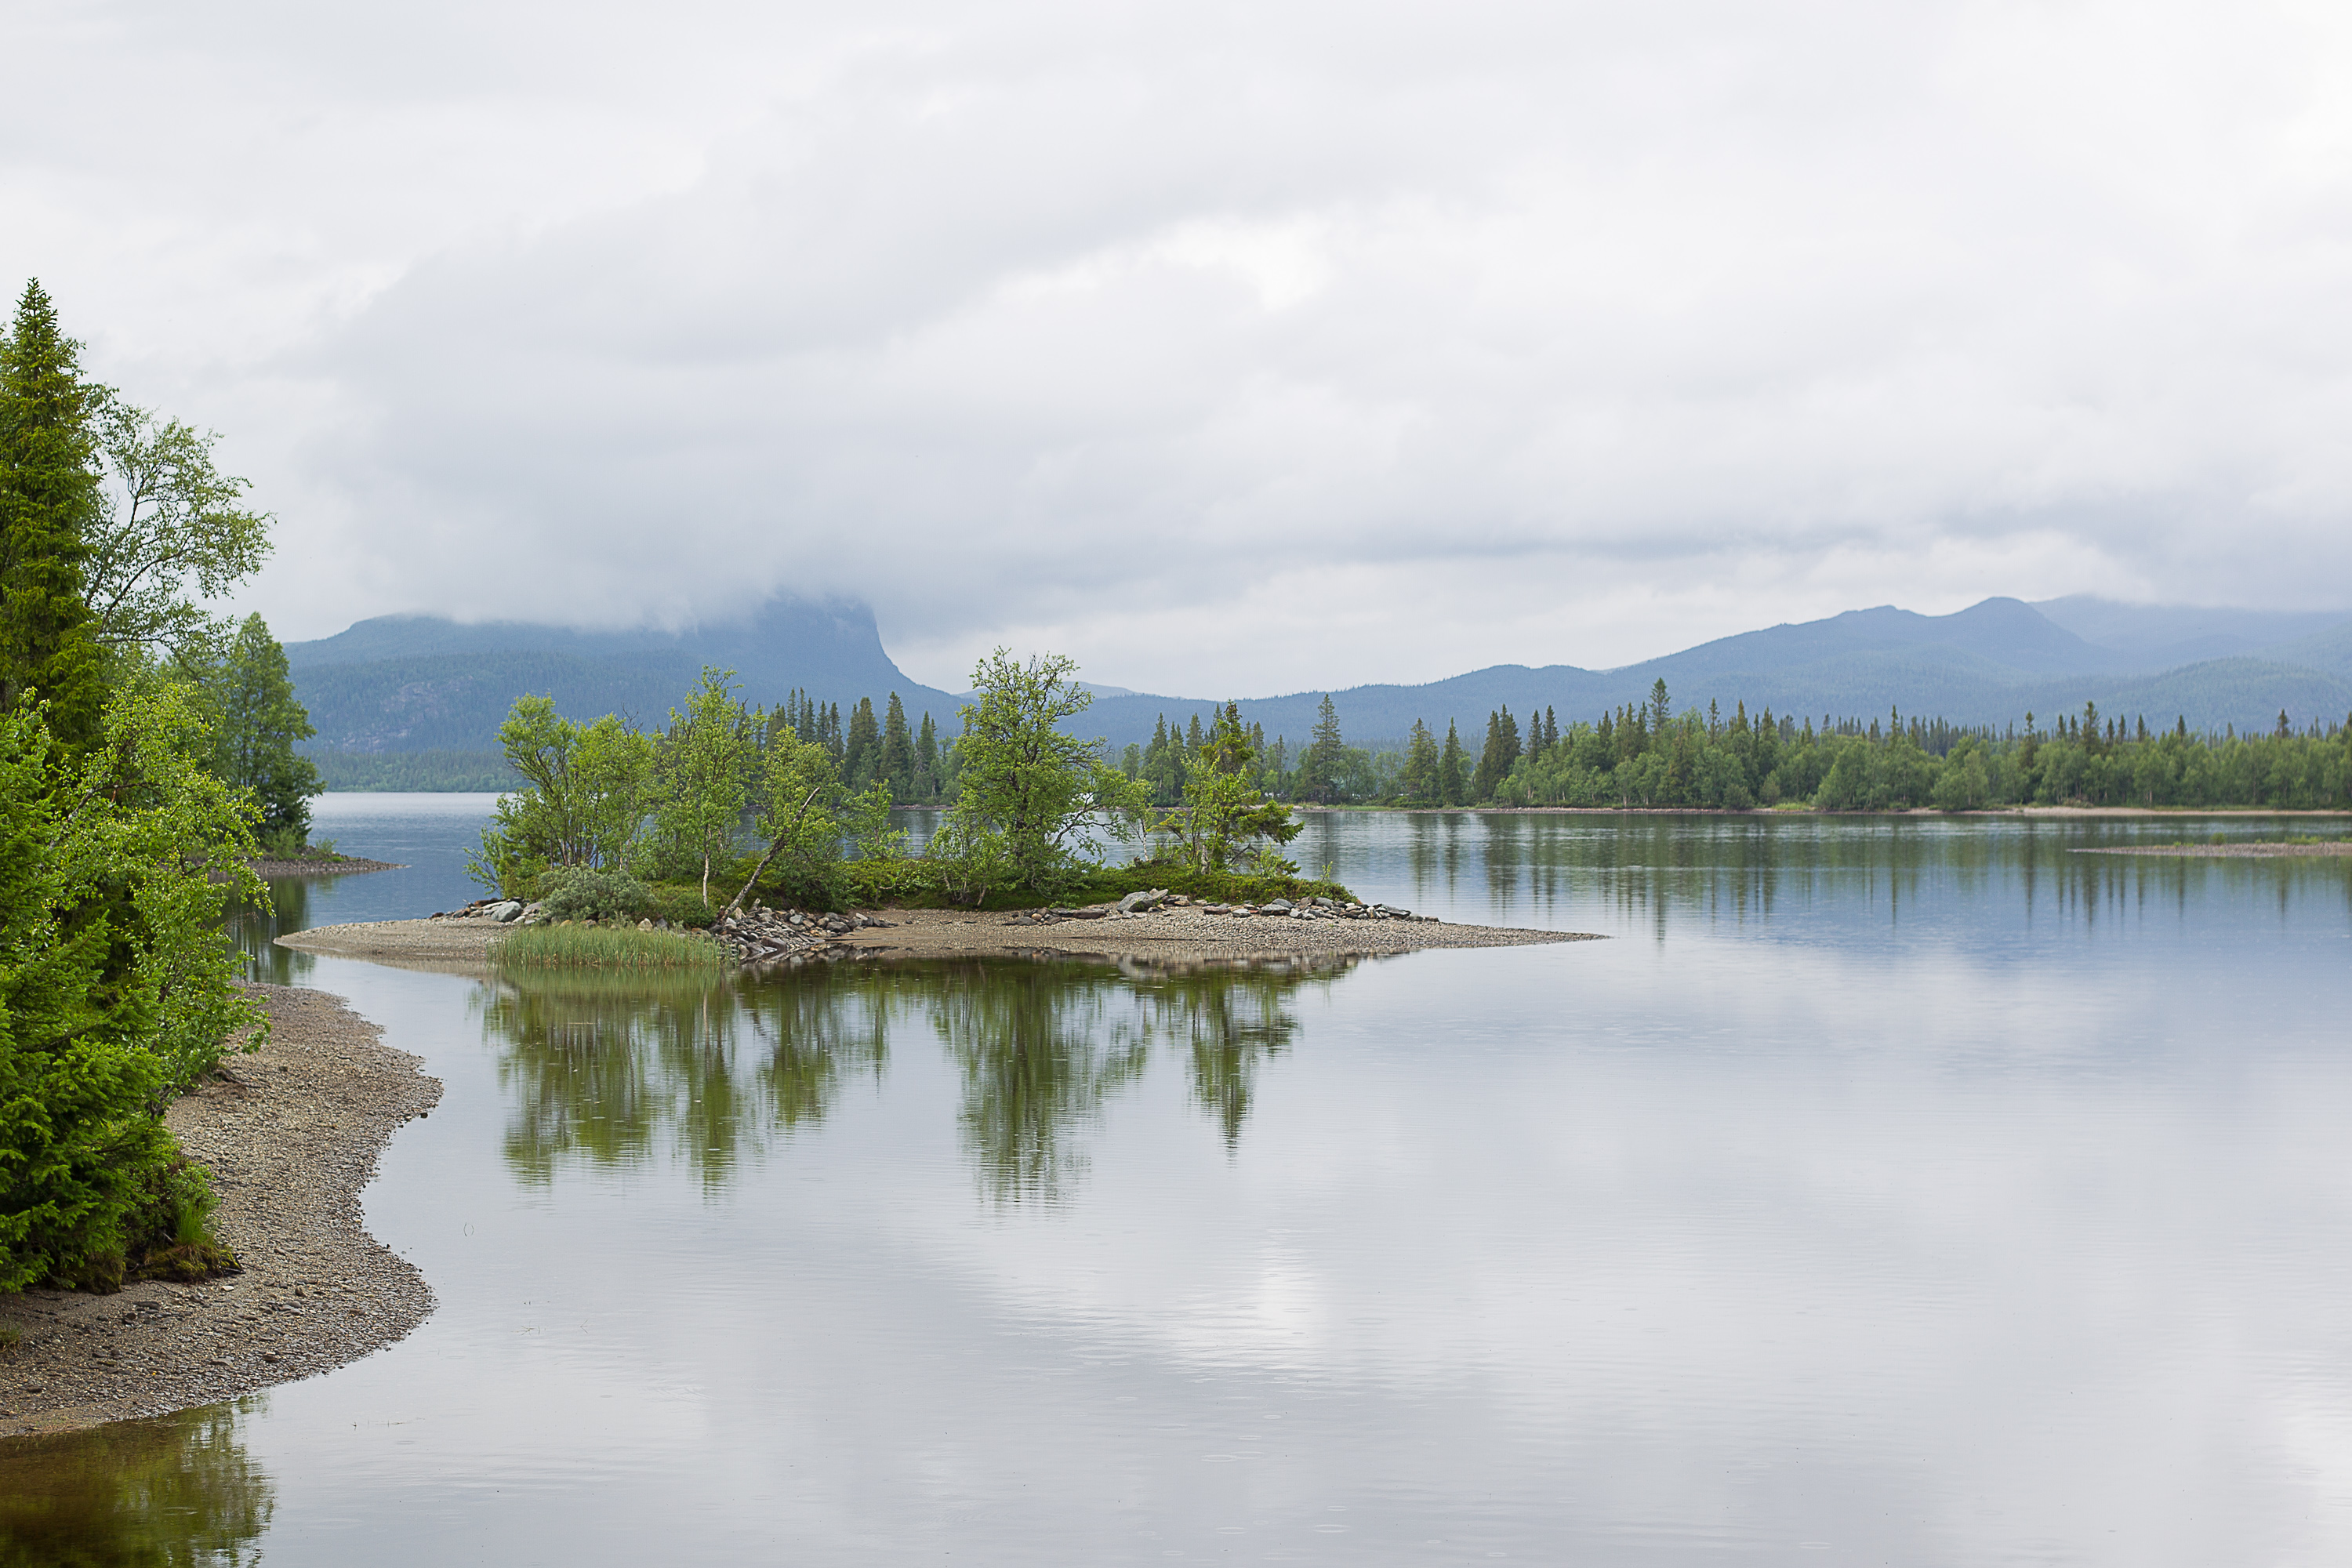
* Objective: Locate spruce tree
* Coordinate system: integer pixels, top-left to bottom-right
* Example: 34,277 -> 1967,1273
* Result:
879,691 -> 913,800
1439,720 -> 1466,806
915,712 -> 939,800
1402,718 -> 1439,804
844,697 -> 881,786
1299,694 -> 1345,804
0,280 -> 104,748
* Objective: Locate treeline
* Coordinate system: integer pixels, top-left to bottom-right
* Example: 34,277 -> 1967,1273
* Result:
1,280 -> 309,1292
1247,678 -> 2352,811
771,688 -> 953,804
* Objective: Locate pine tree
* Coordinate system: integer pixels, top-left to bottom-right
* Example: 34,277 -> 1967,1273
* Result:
1439,719 -> 1466,806
1647,678 -> 1671,739
0,280 -> 105,748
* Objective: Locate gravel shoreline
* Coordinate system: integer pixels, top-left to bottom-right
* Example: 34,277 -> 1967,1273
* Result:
0,985 -> 441,1439
278,906 -> 1598,966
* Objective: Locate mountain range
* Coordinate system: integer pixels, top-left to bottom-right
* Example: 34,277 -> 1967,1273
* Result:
289,593 -> 2352,779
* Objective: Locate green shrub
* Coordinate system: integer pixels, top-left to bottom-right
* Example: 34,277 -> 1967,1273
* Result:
494,924 -> 734,971
538,865 -> 655,924
125,1158 -> 237,1283
830,852 -> 1356,912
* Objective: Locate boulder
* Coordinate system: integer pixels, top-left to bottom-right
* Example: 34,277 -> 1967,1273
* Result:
1117,888 -> 1170,914
1263,898 -> 1294,913
487,900 -> 524,924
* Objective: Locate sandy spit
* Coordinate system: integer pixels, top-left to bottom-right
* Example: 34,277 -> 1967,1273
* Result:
281,906 -> 1597,966
0,985 -> 441,1439
835,906 -> 1595,960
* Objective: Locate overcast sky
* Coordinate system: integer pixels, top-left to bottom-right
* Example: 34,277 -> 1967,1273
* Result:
9,0 -> 2352,695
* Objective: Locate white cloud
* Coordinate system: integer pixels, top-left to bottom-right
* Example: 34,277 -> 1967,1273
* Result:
9,0 -> 2352,692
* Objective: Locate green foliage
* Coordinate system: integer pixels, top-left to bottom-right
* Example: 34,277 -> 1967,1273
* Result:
194,613 -> 321,840
493,924 -> 732,971
85,397 -> 271,662
124,1155 -> 237,1283
942,649 -> 1144,898
643,666 -> 757,906
0,279 -> 107,749
727,723 -> 892,912
1154,702 -> 1302,876
536,865 -> 655,924
470,696 -> 655,894
0,684 -> 266,1292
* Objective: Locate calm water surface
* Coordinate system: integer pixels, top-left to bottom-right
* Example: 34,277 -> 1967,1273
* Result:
7,797 -> 2352,1566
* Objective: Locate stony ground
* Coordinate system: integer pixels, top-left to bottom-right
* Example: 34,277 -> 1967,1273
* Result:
0,985 -> 441,1438
283,902 -> 1597,967
835,903 -> 1596,960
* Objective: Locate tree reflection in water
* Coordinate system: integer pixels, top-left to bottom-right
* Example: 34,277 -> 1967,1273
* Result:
224,877 -> 319,988
0,1400 -> 273,1567
477,953 -> 1368,1200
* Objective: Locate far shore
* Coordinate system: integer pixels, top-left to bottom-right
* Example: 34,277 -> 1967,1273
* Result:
2074,842 -> 2352,858
1290,804 -> 2352,818
249,853 -> 403,877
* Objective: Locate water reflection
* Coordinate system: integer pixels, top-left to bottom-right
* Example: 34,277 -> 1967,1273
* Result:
1309,810 -> 2352,938
0,1402 -> 270,1566
477,955 -> 1358,1202
226,877 -> 322,987
484,968 -> 889,1189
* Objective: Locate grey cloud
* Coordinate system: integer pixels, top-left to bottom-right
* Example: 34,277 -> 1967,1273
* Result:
10,0 -> 2352,691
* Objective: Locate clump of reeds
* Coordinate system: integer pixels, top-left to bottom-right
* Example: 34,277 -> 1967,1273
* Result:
494,923 -> 734,971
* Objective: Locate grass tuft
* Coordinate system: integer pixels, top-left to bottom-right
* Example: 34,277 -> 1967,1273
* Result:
494,923 -> 735,971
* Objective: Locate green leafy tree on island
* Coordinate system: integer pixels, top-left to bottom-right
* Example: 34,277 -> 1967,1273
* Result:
936,649 -> 1143,898
1157,702 -> 1303,877
728,722 -> 892,912
471,696 -> 655,894
647,666 -> 760,908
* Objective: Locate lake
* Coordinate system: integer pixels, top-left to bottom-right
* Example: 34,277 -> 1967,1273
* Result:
8,797 -> 2352,1565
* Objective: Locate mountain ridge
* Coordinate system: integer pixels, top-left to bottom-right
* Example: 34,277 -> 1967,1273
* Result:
289,593 -> 2352,762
